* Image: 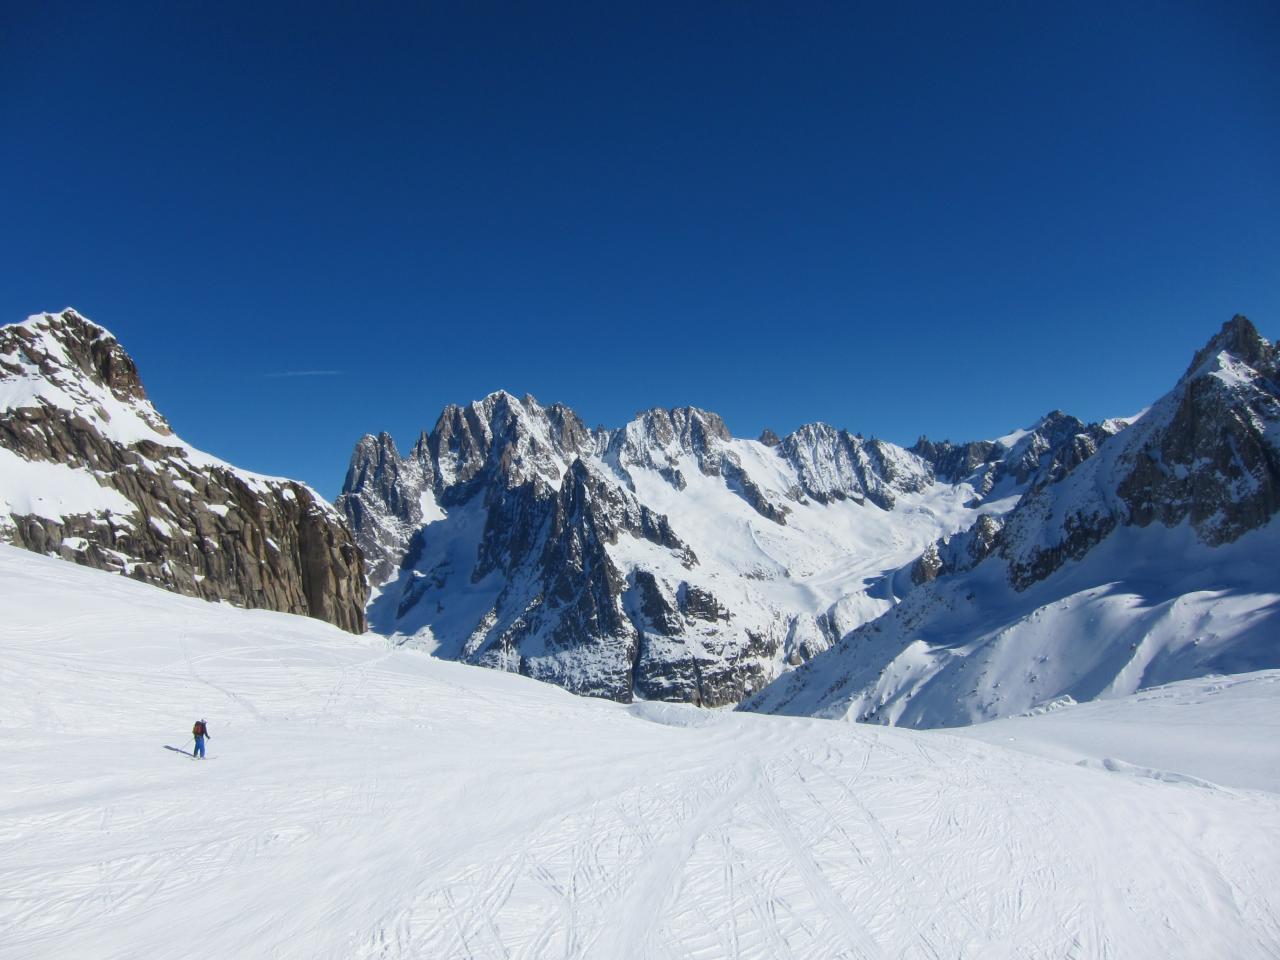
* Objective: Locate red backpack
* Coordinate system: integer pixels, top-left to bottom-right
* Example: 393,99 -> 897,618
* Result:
193,721 -> 206,737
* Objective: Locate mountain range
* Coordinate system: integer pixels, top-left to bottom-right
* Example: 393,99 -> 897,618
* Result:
336,392 -> 1119,705
745,314 -> 1280,725
2,308 -> 1275,725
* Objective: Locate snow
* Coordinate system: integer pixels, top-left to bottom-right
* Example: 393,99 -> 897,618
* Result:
418,489 -> 446,524
956,670 -> 1280,793
589,439 -> 984,639
991,425 -> 1031,448
3,545 -> 1279,958
0,446 -> 137,522
746,320 -> 1280,727
748,518 -> 1280,727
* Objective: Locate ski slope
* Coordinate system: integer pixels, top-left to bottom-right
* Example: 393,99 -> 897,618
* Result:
2,546 -> 1278,959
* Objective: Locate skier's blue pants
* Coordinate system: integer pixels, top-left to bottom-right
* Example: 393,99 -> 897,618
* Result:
194,736 -> 205,758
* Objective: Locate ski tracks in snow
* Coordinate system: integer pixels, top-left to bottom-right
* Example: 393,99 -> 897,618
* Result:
353,732 -> 1018,957
2,561 -> 1278,960
339,720 -> 1280,960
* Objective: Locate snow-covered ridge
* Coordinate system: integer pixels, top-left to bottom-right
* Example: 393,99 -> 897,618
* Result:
0,308 -> 367,631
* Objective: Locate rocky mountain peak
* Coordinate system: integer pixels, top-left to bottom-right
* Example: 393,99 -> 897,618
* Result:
1,310 -> 172,438
354,320 -> 1271,709
428,389 -> 589,497
1001,411 -> 1094,487
630,406 -> 731,453
7,310 -> 146,399
603,406 -> 734,490
1117,317 -> 1278,548
543,400 -> 592,453
777,422 -> 932,509
352,390 -> 964,703
909,436 -> 1001,482
1183,314 -> 1273,383
409,430 -> 432,460
992,316 -> 1279,590
912,408 -> 1123,498
343,433 -> 408,512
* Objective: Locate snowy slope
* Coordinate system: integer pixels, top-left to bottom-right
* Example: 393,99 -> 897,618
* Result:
2,545 -> 1279,958
956,670 -> 1280,793
744,519 -> 1280,727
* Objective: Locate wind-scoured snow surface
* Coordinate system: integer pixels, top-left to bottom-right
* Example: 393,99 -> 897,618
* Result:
3,546 -> 1279,958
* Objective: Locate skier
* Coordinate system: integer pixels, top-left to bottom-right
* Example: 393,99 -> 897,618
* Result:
192,718 -> 211,759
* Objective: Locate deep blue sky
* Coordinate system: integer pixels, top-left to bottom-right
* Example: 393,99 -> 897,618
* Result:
3,2 -> 1277,496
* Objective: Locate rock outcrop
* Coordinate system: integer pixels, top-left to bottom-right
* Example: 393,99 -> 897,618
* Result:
0,310 -> 367,632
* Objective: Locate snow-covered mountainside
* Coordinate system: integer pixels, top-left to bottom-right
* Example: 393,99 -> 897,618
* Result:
3,545 -> 1277,959
0,309 -> 367,632
745,315 -> 1280,726
339,393 -> 1107,704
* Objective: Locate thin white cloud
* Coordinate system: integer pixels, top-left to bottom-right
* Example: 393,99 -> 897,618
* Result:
263,370 -> 345,379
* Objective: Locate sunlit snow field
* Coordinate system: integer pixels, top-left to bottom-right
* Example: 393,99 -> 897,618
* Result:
2,546 -> 1278,959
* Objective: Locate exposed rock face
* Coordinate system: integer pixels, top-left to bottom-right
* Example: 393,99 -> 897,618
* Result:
344,386 -> 1074,704
779,423 -> 932,509
338,432 -> 434,585
902,410 -> 1133,588
910,318 -> 1278,597
1118,316 -> 1278,544
431,392 -> 592,500
0,310 -> 367,632
911,437 -> 1001,484
744,315 -> 1280,728
352,395 -> 773,705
